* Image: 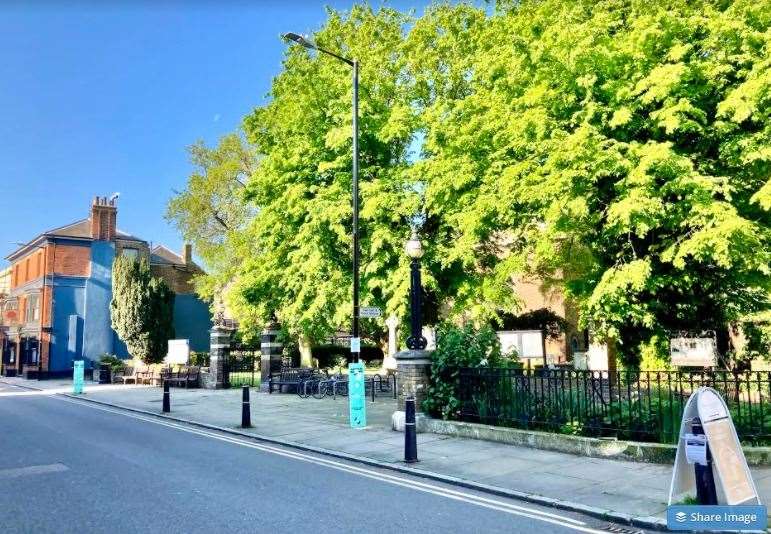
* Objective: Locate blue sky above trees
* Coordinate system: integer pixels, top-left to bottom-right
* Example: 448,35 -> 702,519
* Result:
0,0 -> 432,263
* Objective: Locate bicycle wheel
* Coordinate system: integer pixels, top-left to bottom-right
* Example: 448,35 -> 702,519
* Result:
312,380 -> 329,399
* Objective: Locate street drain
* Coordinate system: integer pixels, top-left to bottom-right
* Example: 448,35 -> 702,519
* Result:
601,526 -> 644,534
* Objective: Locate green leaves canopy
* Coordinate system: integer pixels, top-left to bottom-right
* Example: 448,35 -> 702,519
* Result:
172,1 -> 771,363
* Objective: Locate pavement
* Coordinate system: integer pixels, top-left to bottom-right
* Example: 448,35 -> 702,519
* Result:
4,377 -> 771,529
0,380 -> 652,534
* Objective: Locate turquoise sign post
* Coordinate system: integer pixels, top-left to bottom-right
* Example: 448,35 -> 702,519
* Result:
73,360 -> 84,395
348,362 -> 367,428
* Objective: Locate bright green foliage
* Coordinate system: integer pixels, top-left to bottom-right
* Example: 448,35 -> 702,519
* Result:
111,255 -> 175,364
236,6 -> 420,341
406,0 -> 771,364
172,1 -> 771,362
422,323 -> 509,419
166,133 -> 256,302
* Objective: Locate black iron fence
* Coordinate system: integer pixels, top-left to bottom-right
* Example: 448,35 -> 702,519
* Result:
457,368 -> 771,445
226,347 -> 261,388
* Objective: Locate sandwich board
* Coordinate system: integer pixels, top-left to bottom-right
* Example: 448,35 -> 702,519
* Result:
668,387 -> 760,506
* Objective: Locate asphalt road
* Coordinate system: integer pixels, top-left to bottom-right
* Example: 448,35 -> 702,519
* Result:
0,383 -> 652,534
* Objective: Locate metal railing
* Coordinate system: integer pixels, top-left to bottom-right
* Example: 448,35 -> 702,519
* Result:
457,368 -> 771,445
226,350 -> 261,388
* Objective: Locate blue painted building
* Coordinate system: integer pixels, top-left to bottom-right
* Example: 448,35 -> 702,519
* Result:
0,197 -> 212,378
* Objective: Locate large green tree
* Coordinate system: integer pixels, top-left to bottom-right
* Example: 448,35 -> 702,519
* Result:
405,0 -> 771,364
111,255 -> 176,363
166,133 -> 257,302
170,0 -> 771,364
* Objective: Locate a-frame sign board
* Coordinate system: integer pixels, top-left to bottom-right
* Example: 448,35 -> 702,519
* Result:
668,387 -> 761,506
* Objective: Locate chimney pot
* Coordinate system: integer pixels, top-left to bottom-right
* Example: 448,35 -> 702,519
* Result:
183,243 -> 193,265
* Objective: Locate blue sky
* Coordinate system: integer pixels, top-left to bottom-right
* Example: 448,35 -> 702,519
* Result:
0,0 -> 432,265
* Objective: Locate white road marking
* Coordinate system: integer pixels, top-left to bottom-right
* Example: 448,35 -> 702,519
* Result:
56,396 -> 609,533
0,463 -> 69,480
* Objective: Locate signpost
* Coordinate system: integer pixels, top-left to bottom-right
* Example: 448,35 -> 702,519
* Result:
348,361 -> 366,428
73,360 -> 84,395
359,306 -> 381,318
670,337 -> 717,367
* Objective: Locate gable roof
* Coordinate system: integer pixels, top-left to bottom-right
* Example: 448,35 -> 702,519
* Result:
150,245 -> 184,265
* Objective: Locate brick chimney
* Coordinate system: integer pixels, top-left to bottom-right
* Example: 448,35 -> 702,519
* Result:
182,243 -> 193,265
90,196 -> 117,241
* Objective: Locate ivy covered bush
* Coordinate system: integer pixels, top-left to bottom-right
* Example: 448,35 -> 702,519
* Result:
422,323 -> 517,420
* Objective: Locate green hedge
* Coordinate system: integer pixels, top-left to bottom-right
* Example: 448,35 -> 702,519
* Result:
311,344 -> 384,369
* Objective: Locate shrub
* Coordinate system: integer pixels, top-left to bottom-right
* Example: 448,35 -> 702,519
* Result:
189,351 -> 210,367
99,354 -> 128,373
422,323 -> 513,420
311,344 -> 384,369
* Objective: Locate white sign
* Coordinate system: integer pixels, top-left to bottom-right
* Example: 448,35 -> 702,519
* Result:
165,339 -> 190,365
670,337 -> 717,367
350,337 -> 361,353
360,307 -> 382,318
497,330 -> 543,358
684,433 -> 707,466
668,387 -> 760,506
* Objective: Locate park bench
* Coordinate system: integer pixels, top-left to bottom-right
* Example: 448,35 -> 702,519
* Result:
164,366 -> 200,388
268,367 -> 323,394
116,365 -> 144,385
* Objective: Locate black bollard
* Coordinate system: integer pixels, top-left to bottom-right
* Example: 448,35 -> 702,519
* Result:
241,385 -> 252,428
162,379 -> 170,413
692,417 -> 717,505
404,396 -> 418,463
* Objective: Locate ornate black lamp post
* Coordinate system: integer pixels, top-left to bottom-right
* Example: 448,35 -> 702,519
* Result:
405,232 -> 427,350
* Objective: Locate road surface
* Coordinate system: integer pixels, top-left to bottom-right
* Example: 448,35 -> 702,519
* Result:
0,382 -> 651,533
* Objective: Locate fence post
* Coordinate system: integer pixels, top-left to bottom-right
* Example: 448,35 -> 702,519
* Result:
260,319 -> 283,393
162,379 -> 170,413
241,385 -> 252,428
208,325 -> 232,389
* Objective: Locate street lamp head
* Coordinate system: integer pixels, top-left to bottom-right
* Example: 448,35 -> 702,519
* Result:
405,232 -> 423,259
282,32 -> 317,50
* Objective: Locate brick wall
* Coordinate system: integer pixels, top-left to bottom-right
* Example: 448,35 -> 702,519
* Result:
51,245 -> 91,277
151,264 -> 200,295
10,248 -> 46,288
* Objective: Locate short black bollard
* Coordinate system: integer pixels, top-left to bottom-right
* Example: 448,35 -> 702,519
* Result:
692,417 -> 717,505
404,395 -> 418,463
241,385 -> 252,428
162,379 -> 170,413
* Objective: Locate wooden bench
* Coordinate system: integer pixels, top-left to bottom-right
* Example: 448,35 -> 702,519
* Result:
268,368 -> 322,394
117,365 -> 144,384
165,366 -> 200,389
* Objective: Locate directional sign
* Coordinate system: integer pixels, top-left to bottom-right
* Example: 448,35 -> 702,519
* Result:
73,360 -> 84,395
360,306 -> 382,318
348,362 -> 367,428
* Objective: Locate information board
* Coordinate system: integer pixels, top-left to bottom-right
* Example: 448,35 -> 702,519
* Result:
73,360 -> 84,395
670,337 -> 717,367
348,362 -> 367,428
165,339 -> 190,365
497,330 -> 543,358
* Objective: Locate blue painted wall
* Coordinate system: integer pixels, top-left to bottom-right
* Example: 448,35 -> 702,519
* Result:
47,239 -> 211,370
173,294 -> 212,352
49,277 -> 86,372
81,241 -> 116,363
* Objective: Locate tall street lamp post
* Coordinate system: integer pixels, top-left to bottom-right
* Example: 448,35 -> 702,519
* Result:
282,32 -> 361,362
405,232 -> 427,350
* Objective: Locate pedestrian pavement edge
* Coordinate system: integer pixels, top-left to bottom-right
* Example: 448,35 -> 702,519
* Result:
25,386 -> 670,531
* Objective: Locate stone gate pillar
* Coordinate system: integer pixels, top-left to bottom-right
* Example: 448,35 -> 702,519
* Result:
259,320 -> 283,392
207,325 -> 232,389
391,349 -> 432,432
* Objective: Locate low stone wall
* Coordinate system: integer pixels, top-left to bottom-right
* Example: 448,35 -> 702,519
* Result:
422,418 -> 771,466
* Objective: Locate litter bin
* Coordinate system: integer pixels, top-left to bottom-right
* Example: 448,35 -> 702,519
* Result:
99,363 -> 111,384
